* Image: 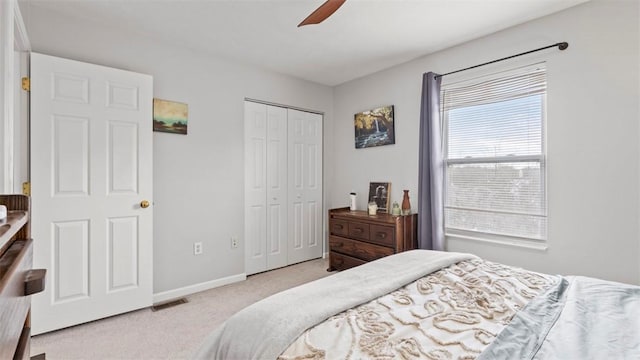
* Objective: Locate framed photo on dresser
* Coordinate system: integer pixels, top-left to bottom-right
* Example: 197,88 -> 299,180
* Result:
368,182 -> 390,213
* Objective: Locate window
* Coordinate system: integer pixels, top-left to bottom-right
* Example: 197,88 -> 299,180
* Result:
441,64 -> 547,247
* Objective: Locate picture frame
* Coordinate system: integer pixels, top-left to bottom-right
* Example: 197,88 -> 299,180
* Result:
354,105 -> 395,149
368,182 -> 391,213
153,98 -> 188,135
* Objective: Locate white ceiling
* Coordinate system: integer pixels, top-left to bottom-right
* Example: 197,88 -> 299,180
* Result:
25,0 -> 588,86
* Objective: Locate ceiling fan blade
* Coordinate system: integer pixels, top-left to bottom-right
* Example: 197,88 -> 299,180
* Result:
298,0 -> 346,27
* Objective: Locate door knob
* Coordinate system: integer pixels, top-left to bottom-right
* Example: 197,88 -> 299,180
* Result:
140,200 -> 150,208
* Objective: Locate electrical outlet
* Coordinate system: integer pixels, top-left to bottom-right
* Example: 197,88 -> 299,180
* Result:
193,242 -> 203,255
231,236 -> 238,249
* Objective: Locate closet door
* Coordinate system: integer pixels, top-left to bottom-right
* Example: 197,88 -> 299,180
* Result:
265,106 -> 288,270
287,109 -> 323,264
244,101 -> 287,275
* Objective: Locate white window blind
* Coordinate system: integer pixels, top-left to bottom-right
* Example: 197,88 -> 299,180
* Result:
442,64 -> 547,244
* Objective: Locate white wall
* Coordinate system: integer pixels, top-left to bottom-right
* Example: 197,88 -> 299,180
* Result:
21,5 -> 334,295
331,0 -> 640,285
19,0 -> 640,292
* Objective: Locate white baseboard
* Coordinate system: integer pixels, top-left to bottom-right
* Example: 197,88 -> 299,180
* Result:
152,273 -> 246,304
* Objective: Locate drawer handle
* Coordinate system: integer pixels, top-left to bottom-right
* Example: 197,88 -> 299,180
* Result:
376,232 -> 387,239
24,269 -> 46,296
333,242 -> 344,248
334,224 -> 344,230
353,228 -> 364,233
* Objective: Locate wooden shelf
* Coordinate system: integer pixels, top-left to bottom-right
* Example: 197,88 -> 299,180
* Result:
0,194 -> 41,360
0,211 -> 29,255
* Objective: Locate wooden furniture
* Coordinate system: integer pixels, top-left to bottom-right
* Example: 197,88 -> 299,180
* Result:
328,207 -> 418,271
0,195 -> 46,360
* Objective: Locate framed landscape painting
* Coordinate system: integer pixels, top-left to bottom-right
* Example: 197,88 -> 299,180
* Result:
354,105 -> 395,149
153,98 -> 188,135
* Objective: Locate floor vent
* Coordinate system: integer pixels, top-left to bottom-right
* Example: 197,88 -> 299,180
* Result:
151,298 -> 188,312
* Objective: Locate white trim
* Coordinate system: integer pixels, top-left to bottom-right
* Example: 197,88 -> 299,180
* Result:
446,232 -> 548,251
152,273 -> 246,304
244,97 -> 324,115
446,154 -> 543,165
14,3 -> 31,51
1,0 -> 15,193
0,0 -> 30,193
445,205 -> 545,218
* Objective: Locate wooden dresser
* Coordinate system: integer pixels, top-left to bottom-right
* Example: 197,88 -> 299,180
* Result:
328,207 -> 417,271
0,195 -> 46,360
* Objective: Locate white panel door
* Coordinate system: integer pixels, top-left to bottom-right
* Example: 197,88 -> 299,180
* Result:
30,53 -> 153,334
244,101 -> 288,275
244,101 -> 268,275
265,105 -> 288,271
287,109 -> 323,264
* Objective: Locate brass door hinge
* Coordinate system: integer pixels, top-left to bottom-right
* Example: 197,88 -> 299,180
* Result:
21,77 -> 30,92
22,182 -> 31,196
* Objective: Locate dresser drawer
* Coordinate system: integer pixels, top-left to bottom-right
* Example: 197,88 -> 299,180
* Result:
329,251 -> 366,271
330,236 -> 394,262
348,222 -> 370,241
329,219 -> 349,237
368,224 -> 395,247
328,208 -> 418,272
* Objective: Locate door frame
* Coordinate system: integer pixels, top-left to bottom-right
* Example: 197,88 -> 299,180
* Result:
0,0 -> 30,193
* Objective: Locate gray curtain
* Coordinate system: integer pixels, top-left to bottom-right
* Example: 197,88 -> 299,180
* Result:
417,72 -> 444,251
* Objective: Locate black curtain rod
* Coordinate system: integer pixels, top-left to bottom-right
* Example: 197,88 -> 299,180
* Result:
436,42 -> 568,78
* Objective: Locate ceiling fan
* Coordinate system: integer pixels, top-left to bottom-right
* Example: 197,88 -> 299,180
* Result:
298,0 -> 347,27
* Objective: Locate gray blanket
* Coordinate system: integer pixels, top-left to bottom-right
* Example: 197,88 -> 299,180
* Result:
193,250 -> 477,359
478,275 -> 640,359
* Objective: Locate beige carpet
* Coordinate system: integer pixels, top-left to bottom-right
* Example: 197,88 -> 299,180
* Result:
31,258 -> 331,359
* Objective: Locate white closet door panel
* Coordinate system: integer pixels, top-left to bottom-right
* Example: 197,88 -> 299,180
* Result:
265,105 -> 288,270
246,204 -> 267,275
268,203 -> 284,258
287,109 -> 323,264
244,101 -> 268,274
245,102 -> 323,273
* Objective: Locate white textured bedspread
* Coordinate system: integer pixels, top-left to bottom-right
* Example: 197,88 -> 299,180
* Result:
279,257 -> 557,359
193,250 -> 476,360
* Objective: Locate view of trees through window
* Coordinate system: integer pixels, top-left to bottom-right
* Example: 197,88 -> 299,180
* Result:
443,70 -> 547,242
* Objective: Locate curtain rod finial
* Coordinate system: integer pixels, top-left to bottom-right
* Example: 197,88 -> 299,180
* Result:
558,42 -> 569,50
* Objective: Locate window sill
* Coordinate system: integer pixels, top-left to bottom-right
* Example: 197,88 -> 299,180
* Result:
445,229 -> 548,251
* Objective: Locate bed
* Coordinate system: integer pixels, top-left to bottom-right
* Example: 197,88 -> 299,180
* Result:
194,250 -> 640,359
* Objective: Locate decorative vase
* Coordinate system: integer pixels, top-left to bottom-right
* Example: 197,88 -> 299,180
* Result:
401,190 -> 411,215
